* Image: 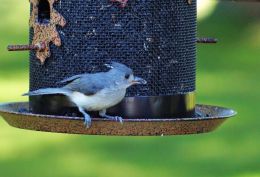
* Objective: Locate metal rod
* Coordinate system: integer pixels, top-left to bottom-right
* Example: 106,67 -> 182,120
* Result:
7,42 -> 46,51
197,37 -> 218,44
220,0 -> 260,2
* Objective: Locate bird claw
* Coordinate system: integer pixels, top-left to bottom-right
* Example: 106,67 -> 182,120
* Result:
100,114 -> 124,124
114,116 -> 124,124
82,112 -> 92,128
84,119 -> 92,129
78,107 -> 92,128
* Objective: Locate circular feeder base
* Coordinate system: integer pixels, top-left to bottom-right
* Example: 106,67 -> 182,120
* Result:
0,102 -> 236,136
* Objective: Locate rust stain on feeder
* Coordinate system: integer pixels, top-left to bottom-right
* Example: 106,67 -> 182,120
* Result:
29,0 -> 66,64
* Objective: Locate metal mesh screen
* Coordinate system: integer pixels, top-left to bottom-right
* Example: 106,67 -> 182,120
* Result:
30,0 -> 197,97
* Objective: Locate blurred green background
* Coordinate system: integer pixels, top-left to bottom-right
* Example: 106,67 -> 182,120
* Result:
0,1 -> 259,177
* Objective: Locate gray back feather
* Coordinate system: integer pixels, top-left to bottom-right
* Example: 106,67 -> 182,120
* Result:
59,74 -> 86,84
23,88 -> 71,96
63,73 -> 107,96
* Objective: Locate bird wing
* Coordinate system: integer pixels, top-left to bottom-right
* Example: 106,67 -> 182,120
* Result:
23,88 -> 71,96
59,74 -> 86,84
63,74 -> 106,96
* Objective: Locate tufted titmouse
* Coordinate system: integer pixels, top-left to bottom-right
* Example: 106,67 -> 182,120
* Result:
23,62 -> 147,128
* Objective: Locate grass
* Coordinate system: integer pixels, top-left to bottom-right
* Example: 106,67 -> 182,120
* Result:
0,1 -> 259,177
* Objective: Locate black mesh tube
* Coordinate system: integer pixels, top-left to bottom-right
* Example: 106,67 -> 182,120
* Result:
29,0 -> 197,118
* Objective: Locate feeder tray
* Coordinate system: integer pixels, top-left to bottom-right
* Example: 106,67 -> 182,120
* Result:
2,0 -> 239,135
0,102 -> 236,136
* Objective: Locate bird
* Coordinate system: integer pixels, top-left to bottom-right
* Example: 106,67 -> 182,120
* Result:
23,62 -> 147,128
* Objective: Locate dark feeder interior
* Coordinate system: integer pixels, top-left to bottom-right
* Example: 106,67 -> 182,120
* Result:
0,0 -> 236,136
38,0 -> 50,24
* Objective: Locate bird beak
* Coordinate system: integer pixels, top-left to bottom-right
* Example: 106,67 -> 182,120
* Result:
132,77 -> 147,85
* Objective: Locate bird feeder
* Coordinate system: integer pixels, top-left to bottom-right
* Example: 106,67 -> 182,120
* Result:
0,0 -> 237,136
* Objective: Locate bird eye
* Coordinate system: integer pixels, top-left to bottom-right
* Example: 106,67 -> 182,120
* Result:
125,74 -> 130,79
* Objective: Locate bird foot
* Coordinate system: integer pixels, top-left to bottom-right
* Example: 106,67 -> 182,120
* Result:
78,107 -> 92,128
100,113 -> 124,124
84,117 -> 92,128
108,115 -> 124,124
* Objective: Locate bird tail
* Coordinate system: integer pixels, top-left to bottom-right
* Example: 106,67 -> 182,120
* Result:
23,88 -> 71,97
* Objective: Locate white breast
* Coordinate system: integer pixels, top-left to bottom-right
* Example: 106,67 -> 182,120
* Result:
68,88 -> 126,111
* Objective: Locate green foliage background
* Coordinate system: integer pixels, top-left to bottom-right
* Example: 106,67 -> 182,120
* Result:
0,1 -> 259,177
